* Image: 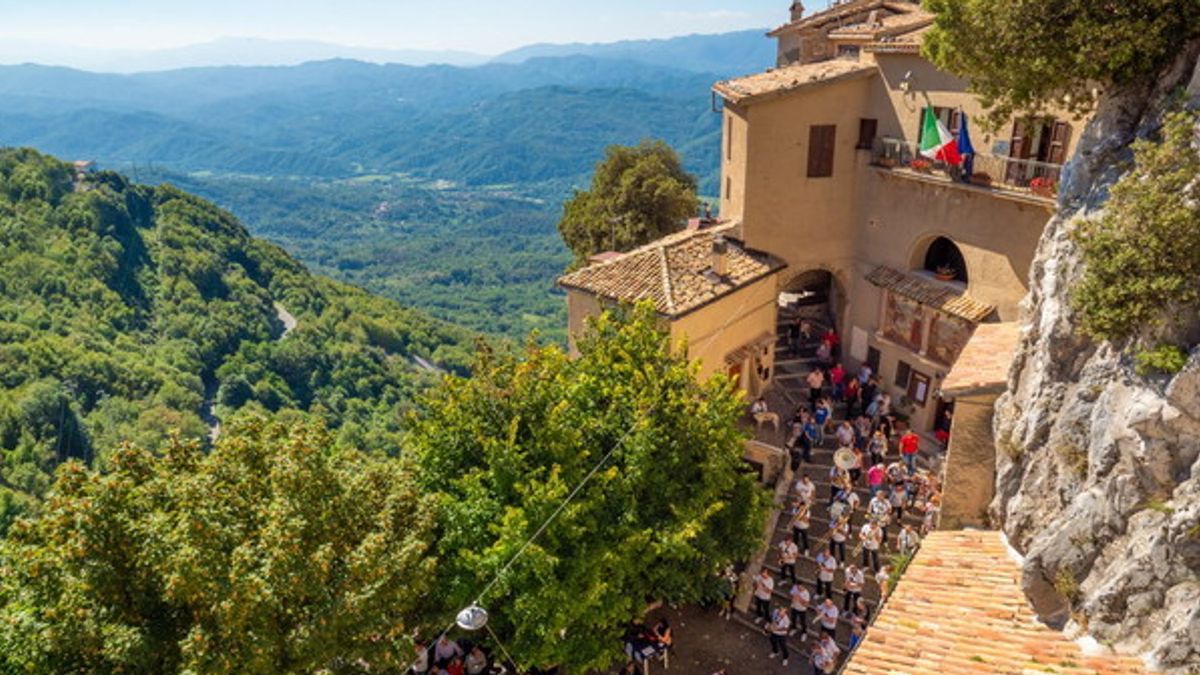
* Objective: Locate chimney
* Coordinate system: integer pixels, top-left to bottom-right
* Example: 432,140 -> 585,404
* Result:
790,1 -> 805,21
711,235 -> 729,277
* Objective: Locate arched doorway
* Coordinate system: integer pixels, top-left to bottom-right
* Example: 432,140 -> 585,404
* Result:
776,269 -> 845,361
922,236 -> 968,284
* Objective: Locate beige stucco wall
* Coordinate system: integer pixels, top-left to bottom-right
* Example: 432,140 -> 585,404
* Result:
855,170 -> 1051,321
565,288 -> 603,357
721,104 -> 751,225
939,391 -> 1000,529
733,74 -> 875,283
672,273 -> 781,386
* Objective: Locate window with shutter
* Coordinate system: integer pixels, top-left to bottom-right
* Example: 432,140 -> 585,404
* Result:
807,124 -> 836,178
895,361 -> 912,389
1047,121 -> 1071,165
857,118 -> 878,149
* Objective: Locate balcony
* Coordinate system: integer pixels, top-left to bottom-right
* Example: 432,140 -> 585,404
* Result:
870,137 -> 1061,204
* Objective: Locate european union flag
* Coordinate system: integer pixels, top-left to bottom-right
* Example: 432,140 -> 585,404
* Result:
957,112 -> 976,179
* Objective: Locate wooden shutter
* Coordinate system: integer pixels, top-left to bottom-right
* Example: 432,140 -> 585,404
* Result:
1047,121 -> 1072,164
1006,120 -> 1030,184
807,124 -> 837,178
857,118 -> 878,149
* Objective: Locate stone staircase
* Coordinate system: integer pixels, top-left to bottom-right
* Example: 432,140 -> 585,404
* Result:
733,313 -> 938,668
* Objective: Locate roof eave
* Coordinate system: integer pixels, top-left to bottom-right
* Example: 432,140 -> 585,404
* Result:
712,65 -> 877,107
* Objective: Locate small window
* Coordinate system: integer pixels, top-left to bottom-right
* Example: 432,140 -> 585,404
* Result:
866,346 -> 881,374
857,118 -> 878,150
895,360 -> 912,388
908,371 -> 931,406
838,45 -> 861,59
807,124 -> 837,178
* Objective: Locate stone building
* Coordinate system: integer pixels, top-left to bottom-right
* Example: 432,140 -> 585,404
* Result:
560,0 -> 1079,436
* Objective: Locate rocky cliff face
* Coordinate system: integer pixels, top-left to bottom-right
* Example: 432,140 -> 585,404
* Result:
992,45 -> 1200,673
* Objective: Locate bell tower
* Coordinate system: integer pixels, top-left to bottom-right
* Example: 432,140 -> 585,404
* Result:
789,1 -> 805,21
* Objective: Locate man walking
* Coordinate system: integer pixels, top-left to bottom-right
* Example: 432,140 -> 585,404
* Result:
859,520 -> 883,572
814,545 -> 838,598
789,582 -> 811,637
779,537 -> 799,585
843,564 -> 865,612
899,428 -> 921,473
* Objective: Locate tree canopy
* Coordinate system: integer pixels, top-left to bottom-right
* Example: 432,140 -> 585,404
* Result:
1072,109 -> 1200,368
0,148 -> 476,533
557,141 -> 700,266
922,0 -> 1200,125
0,420 -> 436,673
407,303 -> 768,672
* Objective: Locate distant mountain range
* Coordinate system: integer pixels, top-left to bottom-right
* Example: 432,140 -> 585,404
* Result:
0,31 -> 772,76
0,35 -> 768,191
492,29 -> 773,78
0,37 -> 487,73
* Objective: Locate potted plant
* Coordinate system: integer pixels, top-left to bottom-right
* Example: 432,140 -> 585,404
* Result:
1029,176 -> 1058,197
935,265 -> 956,281
876,155 -> 897,168
909,158 -> 933,173
968,171 -> 992,187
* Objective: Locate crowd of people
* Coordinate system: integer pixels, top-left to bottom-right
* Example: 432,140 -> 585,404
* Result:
409,636 -> 507,675
746,321 -> 946,673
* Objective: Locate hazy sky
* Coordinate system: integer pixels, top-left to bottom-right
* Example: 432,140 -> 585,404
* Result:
0,1 -> 798,54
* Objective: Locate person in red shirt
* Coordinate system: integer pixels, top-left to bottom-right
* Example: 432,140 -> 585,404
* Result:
899,428 -> 920,473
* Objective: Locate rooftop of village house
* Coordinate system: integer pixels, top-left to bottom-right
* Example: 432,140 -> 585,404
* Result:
941,321 -> 1022,396
557,223 -> 785,318
844,530 -> 1151,674
769,0 -> 925,37
865,266 -> 995,323
713,58 -> 877,105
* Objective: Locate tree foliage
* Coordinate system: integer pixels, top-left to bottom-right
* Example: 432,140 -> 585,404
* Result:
0,420 -> 436,673
407,303 -> 769,672
922,0 -> 1200,125
0,148 -> 476,533
557,141 -> 700,266
1072,110 -> 1200,344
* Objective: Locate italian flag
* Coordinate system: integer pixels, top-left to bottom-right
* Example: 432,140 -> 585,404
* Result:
919,108 -> 962,165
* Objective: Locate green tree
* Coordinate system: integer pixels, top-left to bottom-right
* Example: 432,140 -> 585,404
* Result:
1072,110 -> 1200,347
408,303 -> 768,672
922,0 -> 1200,126
557,141 -> 700,266
0,419 -> 436,673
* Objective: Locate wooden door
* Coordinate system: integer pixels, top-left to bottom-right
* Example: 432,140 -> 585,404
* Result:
1006,120 -> 1031,184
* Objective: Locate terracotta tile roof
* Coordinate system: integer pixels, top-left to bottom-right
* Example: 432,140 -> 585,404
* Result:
941,322 -> 1021,396
713,59 -> 877,105
769,0 -> 921,36
865,23 -> 934,53
844,531 -> 1151,675
558,224 -> 785,319
827,7 -> 933,40
865,266 -> 995,323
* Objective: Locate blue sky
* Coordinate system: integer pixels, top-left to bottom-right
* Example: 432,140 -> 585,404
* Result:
0,0 -> 801,53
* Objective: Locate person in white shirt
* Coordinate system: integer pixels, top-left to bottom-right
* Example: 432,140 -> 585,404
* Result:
867,490 -> 892,545
752,568 -> 775,623
845,488 -> 861,514
859,521 -> 883,572
843,564 -> 865,612
433,636 -> 462,667
819,633 -> 842,671
876,564 -> 893,596
795,473 -> 816,505
789,583 -> 811,635
814,545 -> 838,598
766,606 -> 791,665
409,641 -> 431,675
790,502 -> 811,554
778,538 -> 799,585
829,515 -> 850,563
812,597 -> 839,639
898,523 -> 921,557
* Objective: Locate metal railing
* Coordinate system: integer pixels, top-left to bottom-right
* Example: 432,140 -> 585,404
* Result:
871,137 -> 1062,196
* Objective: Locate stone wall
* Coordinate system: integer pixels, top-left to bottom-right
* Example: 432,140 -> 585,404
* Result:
939,392 -> 999,529
991,43 -> 1200,673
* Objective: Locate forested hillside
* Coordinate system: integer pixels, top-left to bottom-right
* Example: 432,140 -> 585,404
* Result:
0,149 -> 476,532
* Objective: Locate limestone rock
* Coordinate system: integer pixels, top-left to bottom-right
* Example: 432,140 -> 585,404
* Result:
992,44 -> 1200,673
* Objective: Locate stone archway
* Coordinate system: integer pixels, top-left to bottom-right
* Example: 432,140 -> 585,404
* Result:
910,234 -> 969,285
776,268 -> 848,362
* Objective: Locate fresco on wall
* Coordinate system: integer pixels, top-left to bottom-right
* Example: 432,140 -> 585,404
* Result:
882,292 -> 925,352
928,313 -> 974,365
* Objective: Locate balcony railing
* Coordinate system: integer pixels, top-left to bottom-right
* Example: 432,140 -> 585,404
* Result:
871,137 -> 1062,198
